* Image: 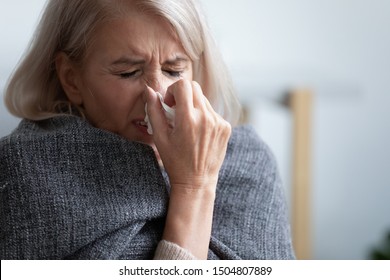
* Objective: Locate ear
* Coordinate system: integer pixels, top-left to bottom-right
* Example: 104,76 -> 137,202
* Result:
55,52 -> 83,106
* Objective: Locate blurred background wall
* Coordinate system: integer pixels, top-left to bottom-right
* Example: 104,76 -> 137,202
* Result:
1,0 -> 389,259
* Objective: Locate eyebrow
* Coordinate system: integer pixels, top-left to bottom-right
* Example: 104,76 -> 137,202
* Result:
110,55 -> 190,67
110,57 -> 146,66
164,56 -> 190,65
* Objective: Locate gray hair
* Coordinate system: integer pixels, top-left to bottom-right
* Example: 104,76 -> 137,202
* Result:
4,0 -> 242,125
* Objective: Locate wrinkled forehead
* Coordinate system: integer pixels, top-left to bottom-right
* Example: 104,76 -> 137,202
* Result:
80,0 -> 201,63
82,1 -> 180,56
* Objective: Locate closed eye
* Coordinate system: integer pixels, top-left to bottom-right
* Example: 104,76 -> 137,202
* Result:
164,70 -> 183,78
119,70 -> 141,79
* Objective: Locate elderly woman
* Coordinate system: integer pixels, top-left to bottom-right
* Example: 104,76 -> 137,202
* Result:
0,0 -> 294,260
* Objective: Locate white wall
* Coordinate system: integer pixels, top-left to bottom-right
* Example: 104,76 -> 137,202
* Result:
1,0 -> 389,259
200,0 -> 390,259
0,0 -> 46,135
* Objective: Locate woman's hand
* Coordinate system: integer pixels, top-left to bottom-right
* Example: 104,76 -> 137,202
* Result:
144,79 -> 231,189
144,79 -> 231,259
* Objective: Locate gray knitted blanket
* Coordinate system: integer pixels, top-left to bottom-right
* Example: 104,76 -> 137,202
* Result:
0,116 -> 294,259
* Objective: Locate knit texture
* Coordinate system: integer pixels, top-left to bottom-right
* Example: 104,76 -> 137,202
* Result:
154,240 -> 196,260
0,115 -> 294,259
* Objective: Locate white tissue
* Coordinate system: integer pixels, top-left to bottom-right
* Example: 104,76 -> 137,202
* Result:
144,92 -> 175,135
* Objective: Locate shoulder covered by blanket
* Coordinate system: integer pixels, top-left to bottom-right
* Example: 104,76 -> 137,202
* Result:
0,116 -> 294,259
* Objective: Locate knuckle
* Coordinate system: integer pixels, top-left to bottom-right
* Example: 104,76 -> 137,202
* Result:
191,80 -> 202,92
177,78 -> 191,91
220,119 -> 232,138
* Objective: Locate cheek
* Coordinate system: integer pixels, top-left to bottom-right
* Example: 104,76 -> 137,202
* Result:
84,85 -> 115,112
82,81 -> 140,121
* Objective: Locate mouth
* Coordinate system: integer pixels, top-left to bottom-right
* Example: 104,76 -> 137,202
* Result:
133,118 -> 150,135
135,120 -> 148,128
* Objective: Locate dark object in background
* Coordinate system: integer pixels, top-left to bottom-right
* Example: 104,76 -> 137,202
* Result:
370,230 -> 390,260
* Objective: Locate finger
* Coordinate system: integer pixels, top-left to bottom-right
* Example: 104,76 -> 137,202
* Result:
203,93 -> 215,112
165,79 -> 193,117
191,82 -> 219,122
191,81 -> 207,110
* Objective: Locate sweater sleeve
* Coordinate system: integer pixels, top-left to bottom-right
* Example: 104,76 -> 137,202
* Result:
154,240 -> 197,260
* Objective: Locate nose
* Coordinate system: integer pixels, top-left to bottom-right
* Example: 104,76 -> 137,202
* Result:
143,73 -> 165,95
